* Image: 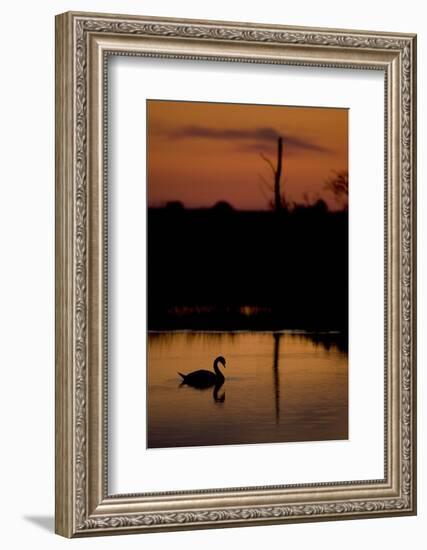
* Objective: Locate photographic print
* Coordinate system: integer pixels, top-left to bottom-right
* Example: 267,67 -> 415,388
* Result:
147,99 -> 348,449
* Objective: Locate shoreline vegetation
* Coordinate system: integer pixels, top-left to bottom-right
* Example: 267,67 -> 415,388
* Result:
148,329 -> 348,353
148,201 -> 348,345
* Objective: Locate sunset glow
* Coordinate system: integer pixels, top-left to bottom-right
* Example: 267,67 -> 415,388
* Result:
147,100 -> 348,210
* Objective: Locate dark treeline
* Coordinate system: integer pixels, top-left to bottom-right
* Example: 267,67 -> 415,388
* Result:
147,201 -> 348,334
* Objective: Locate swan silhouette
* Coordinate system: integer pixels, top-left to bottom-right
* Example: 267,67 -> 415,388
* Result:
178,356 -> 226,389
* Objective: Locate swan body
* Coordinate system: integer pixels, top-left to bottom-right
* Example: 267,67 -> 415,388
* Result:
178,356 -> 226,389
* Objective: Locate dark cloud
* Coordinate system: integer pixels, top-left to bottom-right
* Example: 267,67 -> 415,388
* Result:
171,125 -> 279,141
159,125 -> 333,155
238,137 -> 332,155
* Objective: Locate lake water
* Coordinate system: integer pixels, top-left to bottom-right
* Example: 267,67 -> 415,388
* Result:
147,331 -> 348,448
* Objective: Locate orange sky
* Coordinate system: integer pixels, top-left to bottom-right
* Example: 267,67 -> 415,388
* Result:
147,100 -> 348,211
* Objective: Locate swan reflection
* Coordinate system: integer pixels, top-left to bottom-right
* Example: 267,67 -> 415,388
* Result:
212,381 -> 225,403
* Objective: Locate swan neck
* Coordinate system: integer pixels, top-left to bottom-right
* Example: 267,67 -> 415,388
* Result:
213,359 -> 224,378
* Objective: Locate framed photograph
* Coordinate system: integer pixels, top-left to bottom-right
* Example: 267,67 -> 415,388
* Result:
55,11 -> 417,537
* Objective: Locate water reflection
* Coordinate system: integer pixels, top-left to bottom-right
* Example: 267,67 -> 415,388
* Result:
179,375 -> 226,403
212,381 -> 225,403
272,333 -> 281,424
147,331 -> 348,449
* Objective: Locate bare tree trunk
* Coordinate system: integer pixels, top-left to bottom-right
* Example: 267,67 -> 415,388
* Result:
274,137 -> 283,213
259,136 -> 284,211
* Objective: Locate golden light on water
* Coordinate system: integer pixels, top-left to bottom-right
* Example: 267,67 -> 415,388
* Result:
147,332 -> 348,448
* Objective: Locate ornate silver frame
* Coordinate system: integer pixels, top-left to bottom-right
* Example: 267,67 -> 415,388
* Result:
55,11 -> 417,537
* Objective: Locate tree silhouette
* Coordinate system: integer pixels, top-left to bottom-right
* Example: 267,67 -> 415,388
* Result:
325,170 -> 348,210
259,137 -> 285,212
